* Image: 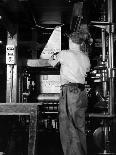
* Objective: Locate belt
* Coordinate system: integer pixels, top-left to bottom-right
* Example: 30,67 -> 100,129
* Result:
61,82 -> 85,91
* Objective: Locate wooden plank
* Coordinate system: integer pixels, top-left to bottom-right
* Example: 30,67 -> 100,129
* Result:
0,103 -> 42,114
27,59 -> 51,67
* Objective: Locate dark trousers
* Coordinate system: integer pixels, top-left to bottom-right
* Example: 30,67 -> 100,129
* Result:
59,83 -> 88,155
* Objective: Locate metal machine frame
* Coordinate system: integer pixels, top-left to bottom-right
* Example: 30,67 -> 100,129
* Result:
89,0 -> 116,154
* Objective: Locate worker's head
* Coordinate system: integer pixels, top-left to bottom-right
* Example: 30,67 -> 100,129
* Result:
69,30 -> 88,43
69,31 -> 87,50
69,25 -> 92,52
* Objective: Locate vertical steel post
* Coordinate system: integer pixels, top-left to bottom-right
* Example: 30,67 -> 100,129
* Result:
101,29 -> 108,98
6,32 -> 17,103
108,0 -> 115,115
102,29 -> 106,62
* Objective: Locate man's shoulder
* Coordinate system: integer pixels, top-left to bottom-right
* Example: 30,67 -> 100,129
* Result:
79,50 -> 89,58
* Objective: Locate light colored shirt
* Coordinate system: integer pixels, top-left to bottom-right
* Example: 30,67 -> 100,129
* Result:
48,49 -> 90,85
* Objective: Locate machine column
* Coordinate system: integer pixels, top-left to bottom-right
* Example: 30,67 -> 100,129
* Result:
107,0 -> 115,115
6,32 -> 18,103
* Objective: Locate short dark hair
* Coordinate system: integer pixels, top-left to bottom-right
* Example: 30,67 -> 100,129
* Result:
69,31 -> 89,44
69,24 -> 90,44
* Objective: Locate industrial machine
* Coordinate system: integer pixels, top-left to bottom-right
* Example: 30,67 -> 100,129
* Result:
0,0 -> 116,155
87,0 -> 116,154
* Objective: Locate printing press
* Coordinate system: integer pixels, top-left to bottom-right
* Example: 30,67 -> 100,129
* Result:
0,0 -> 116,155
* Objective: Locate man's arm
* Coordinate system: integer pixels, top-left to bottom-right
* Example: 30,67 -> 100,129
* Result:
27,52 -> 60,67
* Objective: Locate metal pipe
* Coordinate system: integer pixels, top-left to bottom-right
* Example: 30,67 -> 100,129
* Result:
108,0 -> 113,23
101,29 -> 106,62
108,0 -> 115,115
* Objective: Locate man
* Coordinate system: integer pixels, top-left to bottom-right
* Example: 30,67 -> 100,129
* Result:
48,31 -> 90,155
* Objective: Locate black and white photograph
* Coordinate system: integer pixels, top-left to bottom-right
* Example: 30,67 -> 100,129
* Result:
0,0 -> 116,155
